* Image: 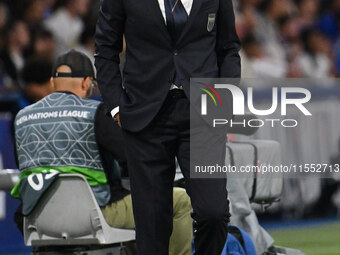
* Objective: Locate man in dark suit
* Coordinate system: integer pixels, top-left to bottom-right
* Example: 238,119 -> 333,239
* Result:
95,0 -> 240,254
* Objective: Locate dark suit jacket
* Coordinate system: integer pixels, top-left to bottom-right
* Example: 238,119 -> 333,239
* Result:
95,0 -> 240,132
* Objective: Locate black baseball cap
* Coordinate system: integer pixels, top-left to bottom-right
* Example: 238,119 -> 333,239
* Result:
52,49 -> 95,79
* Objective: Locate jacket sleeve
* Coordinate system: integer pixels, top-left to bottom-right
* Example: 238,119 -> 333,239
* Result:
95,103 -> 127,165
216,0 -> 241,78
95,0 -> 125,114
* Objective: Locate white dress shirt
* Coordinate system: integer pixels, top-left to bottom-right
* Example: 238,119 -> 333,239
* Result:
158,0 -> 193,23
111,0 -> 193,118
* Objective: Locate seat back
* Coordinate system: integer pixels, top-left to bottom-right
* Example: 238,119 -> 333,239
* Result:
0,169 -> 20,191
24,174 -> 135,246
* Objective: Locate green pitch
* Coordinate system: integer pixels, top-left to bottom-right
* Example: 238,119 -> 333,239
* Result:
268,221 -> 340,255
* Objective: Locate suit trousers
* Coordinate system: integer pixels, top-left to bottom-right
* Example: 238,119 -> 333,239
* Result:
122,93 -> 230,255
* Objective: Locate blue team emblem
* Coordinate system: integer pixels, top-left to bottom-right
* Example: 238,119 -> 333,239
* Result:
207,13 -> 216,32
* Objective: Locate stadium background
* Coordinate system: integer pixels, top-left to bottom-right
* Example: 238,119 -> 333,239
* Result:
0,0 -> 340,254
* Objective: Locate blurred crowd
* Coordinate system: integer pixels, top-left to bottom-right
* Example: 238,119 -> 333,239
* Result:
236,0 -> 340,81
0,0 -> 98,106
0,0 -> 340,105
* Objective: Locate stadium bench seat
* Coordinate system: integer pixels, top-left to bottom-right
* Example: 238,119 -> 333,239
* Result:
24,174 -> 135,247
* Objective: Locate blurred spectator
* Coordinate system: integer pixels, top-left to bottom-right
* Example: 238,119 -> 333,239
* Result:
254,0 -> 293,77
0,3 -> 9,92
20,55 -> 53,106
334,39 -> 340,76
75,24 -> 95,64
235,0 -> 259,40
42,0 -> 57,19
241,33 -> 286,79
0,2 -> 9,50
0,0 -> 21,20
298,28 -> 334,79
256,0 -> 293,38
28,27 -> 56,60
75,24 -> 102,98
278,15 -> 303,77
318,0 -> 340,43
44,0 -> 91,56
0,20 -> 30,91
22,0 -> 46,31
295,0 -> 320,29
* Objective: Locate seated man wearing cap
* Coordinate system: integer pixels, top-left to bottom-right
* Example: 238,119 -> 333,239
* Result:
12,50 -> 193,255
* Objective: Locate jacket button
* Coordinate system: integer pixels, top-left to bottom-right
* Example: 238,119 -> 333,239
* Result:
174,50 -> 178,56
